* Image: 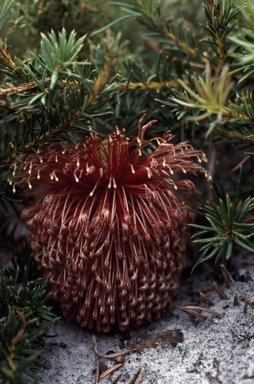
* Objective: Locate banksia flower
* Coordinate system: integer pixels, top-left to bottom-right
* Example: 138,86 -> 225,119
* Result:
11,118 -> 207,332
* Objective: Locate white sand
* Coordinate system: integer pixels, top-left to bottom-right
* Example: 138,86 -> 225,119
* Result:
32,253 -> 254,384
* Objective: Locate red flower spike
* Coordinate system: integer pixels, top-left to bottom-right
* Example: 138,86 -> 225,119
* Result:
11,118 -> 207,332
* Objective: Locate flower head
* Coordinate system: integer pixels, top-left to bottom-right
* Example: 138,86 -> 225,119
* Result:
11,118 -> 207,332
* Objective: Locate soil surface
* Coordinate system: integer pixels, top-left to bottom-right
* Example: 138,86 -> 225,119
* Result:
30,253 -> 254,384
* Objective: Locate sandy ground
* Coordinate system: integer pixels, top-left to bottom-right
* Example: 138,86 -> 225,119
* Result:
30,253 -> 254,384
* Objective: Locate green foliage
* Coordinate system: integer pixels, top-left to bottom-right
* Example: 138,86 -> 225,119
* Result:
0,0 -> 254,378
0,260 -> 58,384
0,1 -> 253,232
0,0 -> 14,30
112,0 -> 204,62
233,0 -> 254,30
190,177 -> 254,271
40,28 -> 86,71
0,27 -> 119,160
158,64 -> 233,137
202,0 -> 243,64
6,0 -> 108,49
0,0 -> 253,247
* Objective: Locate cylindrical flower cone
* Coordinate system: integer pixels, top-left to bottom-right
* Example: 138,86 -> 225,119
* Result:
11,119 -> 207,332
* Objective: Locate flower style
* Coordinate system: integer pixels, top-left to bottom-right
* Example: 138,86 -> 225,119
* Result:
11,118 -> 207,332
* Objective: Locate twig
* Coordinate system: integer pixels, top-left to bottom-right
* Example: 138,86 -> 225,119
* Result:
231,155 -> 250,172
177,306 -> 207,320
111,373 -> 122,384
220,264 -> 254,312
243,260 -> 254,265
125,379 -> 133,384
134,367 -> 145,384
99,362 -> 124,382
12,311 -> 27,345
92,334 -> 100,384
221,267 -> 230,288
87,56 -> 114,107
178,305 -> 222,318
124,367 -> 146,384
100,348 -> 137,359
199,291 -> 214,306
213,280 -> 226,299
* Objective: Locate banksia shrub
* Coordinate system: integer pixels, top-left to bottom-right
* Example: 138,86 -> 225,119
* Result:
11,119 -> 207,332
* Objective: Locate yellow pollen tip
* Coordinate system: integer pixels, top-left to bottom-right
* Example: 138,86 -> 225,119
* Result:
147,170 -> 152,178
